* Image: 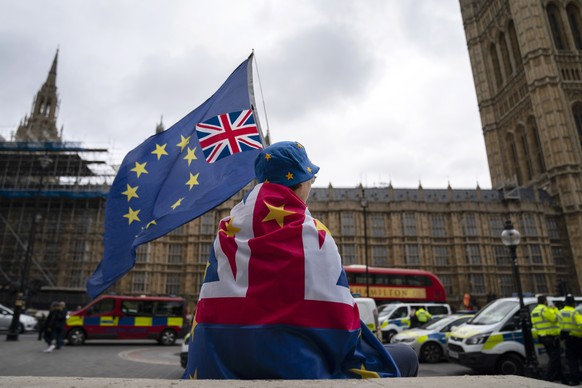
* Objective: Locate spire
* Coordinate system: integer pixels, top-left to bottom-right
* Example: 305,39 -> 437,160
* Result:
46,48 -> 59,86
15,49 -> 61,142
155,115 -> 165,134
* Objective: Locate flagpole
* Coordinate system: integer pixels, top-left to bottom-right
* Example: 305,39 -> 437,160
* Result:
251,49 -> 270,145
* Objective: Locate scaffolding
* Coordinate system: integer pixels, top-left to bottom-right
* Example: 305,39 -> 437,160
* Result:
0,141 -> 115,308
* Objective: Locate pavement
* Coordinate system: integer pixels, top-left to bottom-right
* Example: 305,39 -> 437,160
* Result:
0,333 -> 564,387
0,376 -> 563,387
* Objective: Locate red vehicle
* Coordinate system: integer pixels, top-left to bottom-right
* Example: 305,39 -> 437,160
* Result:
344,265 -> 446,303
65,295 -> 187,345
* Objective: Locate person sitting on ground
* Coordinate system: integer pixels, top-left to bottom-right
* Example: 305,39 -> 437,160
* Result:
183,141 -> 418,379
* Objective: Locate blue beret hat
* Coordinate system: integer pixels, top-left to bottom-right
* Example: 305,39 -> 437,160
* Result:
255,141 -> 320,187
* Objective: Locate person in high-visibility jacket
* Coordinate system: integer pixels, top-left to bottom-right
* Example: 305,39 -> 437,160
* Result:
415,307 -> 432,325
531,294 -> 563,383
559,294 -> 581,386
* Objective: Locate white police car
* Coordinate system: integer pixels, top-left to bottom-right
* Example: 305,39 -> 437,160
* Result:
391,314 -> 473,363
0,304 -> 38,333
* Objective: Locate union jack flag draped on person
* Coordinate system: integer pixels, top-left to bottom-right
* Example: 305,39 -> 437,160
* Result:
184,182 -> 400,379
86,54 -> 264,298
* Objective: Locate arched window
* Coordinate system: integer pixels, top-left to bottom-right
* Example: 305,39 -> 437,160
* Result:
44,98 -> 52,117
566,3 -> 582,49
528,116 -> 546,174
508,21 -> 522,67
572,102 -> 582,147
518,125 -> 533,181
36,97 -> 44,115
547,3 -> 569,50
507,132 -> 522,184
499,32 -> 513,77
490,43 -> 504,88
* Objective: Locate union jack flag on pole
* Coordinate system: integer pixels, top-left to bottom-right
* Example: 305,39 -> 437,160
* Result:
196,109 -> 262,163
86,54 -> 265,298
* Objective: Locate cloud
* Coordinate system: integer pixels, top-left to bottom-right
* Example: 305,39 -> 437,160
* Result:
0,0 -> 491,189
261,24 -> 380,121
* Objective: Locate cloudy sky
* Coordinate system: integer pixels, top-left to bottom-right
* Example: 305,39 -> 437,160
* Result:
0,0 -> 491,189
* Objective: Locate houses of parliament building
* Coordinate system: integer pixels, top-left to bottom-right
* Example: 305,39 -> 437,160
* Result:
1,0 -> 582,310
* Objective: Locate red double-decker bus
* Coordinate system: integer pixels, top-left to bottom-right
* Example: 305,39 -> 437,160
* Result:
344,265 -> 446,303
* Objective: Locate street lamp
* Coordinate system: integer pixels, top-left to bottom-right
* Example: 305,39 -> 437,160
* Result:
7,154 -> 52,341
500,220 -> 540,378
360,187 -> 370,297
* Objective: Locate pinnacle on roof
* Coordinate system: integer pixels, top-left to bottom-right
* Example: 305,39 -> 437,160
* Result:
46,48 -> 59,87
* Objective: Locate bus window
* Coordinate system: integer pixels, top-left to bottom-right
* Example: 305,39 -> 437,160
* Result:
87,299 -> 115,316
355,275 -> 367,284
346,272 -> 356,283
407,276 -> 432,287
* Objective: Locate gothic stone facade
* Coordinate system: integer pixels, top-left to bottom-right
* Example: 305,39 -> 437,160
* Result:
460,0 -> 582,290
113,185 -> 577,311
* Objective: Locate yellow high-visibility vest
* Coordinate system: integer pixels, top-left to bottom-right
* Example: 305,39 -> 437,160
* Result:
559,306 -> 577,334
564,308 -> 582,338
415,309 -> 432,323
531,304 -> 560,336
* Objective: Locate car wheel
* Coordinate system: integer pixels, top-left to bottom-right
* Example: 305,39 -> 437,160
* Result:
420,342 -> 443,363
158,329 -> 177,345
67,327 -> 86,346
18,323 -> 25,334
384,330 -> 397,343
495,353 -> 524,375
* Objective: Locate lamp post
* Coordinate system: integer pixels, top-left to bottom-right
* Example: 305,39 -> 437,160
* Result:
360,187 -> 370,297
6,154 -> 52,341
500,220 -> 540,378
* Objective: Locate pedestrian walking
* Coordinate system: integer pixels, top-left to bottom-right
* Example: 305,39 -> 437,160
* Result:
36,311 -> 49,344
531,294 -> 563,383
43,300 -> 67,352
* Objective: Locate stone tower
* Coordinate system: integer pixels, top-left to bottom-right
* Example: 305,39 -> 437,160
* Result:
460,0 -> 582,290
15,50 -> 62,142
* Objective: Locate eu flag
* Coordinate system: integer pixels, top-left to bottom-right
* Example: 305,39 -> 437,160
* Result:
86,54 -> 265,298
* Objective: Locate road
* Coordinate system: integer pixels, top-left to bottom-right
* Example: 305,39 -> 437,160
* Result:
0,333 -> 477,379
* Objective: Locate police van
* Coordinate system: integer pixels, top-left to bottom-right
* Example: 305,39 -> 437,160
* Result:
378,302 -> 452,342
355,297 -> 381,340
66,295 -> 187,345
446,296 -> 582,375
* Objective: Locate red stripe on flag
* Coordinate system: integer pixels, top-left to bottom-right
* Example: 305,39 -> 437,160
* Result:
197,184 -> 360,331
248,185 -> 305,302
196,298 -> 360,330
